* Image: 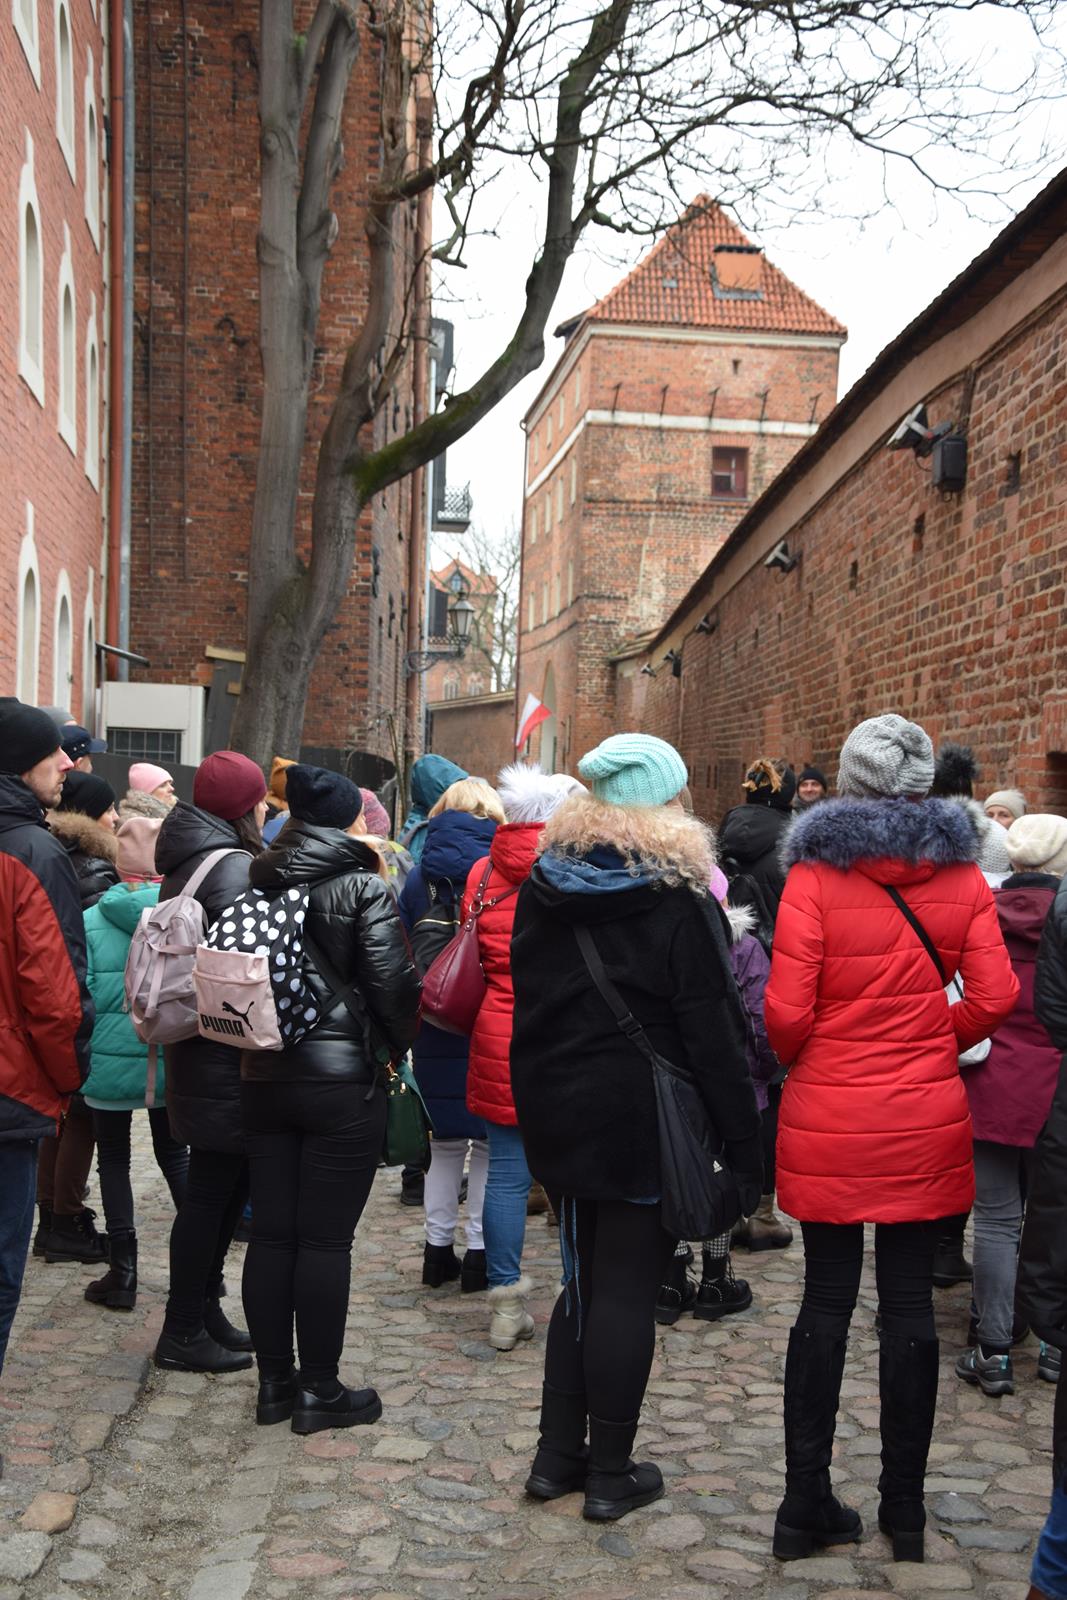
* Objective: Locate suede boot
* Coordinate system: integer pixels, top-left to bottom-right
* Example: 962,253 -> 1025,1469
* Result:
422,1241 -> 461,1288
582,1414 -> 663,1522
744,1194 -> 794,1252
290,1380 -> 382,1435
460,1248 -> 488,1294
877,1332 -> 939,1562
773,1327 -> 862,1560
488,1276 -> 535,1351
525,1384 -> 589,1500
85,1230 -> 137,1310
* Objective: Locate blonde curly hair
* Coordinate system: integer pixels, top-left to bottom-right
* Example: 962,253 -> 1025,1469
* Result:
537,791 -> 715,895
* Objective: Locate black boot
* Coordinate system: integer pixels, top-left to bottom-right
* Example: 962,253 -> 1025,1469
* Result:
422,1242 -> 461,1288
773,1327 -> 862,1560
85,1231 -> 137,1310
877,1332 -> 939,1562
44,1208 -> 108,1264
460,1249 -> 488,1294
932,1213 -> 972,1287
290,1380 -> 382,1435
257,1366 -> 301,1426
694,1252 -> 753,1322
204,1293 -> 253,1352
525,1384 -> 588,1500
32,1205 -> 52,1258
154,1326 -> 254,1374
582,1415 -> 664,1522
655,1251 -> 697,1326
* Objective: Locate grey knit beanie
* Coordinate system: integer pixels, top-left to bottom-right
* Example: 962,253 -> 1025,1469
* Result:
836,714 -> 935,800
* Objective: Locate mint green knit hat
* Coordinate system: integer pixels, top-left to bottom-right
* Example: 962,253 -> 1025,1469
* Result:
578,733 -> 688,809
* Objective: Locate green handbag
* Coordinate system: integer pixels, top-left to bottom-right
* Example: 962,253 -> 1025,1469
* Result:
382,1055 -> 432,1168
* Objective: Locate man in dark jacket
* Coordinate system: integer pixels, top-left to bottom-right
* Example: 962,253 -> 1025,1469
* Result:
0,704 -> 93,1378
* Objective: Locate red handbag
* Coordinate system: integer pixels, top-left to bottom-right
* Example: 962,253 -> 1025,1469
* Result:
420,861 -> 518,1036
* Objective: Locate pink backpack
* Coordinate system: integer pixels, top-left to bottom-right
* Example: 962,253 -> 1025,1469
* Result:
125,848 -> 243,1046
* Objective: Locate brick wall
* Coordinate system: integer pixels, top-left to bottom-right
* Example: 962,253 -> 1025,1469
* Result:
621,219 -> 1067,822
3,0 -> 108,715
128,1 -> 416,761
428,693 -> 515,784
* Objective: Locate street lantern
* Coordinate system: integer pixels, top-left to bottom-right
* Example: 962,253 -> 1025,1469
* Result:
447,581 -> 475,647
405,574 -> 476,675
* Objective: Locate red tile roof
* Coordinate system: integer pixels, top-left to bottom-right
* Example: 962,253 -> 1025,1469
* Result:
558,196 -> 846,340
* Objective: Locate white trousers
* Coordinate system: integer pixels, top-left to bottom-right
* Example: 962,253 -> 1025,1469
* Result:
424,1138 -> 489,1249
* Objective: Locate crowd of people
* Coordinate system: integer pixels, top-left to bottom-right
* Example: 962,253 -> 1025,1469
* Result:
1,700 -> 1066,1587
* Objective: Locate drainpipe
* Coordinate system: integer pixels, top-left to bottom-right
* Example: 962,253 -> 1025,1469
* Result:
404,105 -> 433,799
119,0 -> 134,672
105,0 -> 133,680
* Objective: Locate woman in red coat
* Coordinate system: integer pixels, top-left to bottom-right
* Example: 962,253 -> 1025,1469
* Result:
461,764 -> 582,1352
764,714 -> 1018,1566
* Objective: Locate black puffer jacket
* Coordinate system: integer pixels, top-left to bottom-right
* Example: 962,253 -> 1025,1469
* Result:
718,802 -> 793,939
242,821 -> 420,1084
48,811 -> 121,909
156,802 -> 254,1153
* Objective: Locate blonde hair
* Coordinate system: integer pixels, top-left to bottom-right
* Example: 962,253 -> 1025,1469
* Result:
538,791 -> 715,894
429,777 -> 506,825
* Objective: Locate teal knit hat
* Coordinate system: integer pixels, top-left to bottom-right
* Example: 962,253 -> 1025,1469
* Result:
578,733 -> 688,809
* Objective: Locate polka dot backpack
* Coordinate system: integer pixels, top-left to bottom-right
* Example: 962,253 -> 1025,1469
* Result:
192,888 -> 322,1051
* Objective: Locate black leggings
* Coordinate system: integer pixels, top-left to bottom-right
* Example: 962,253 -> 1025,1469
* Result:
241,1079 -> 386,1385
92,1106 -> 189,1235
798,1220 -> 937,1340
761,1085 -> 781,1192
544,1198 -> 675,1422
164,1148 -> 249,1334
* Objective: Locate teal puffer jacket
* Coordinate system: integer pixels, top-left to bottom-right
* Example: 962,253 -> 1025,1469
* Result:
82,881 -> 165,1108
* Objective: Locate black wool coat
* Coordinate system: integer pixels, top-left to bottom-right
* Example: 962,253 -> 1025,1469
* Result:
243,820 -> 420,1085
509,864 -> 762,1202
156,802 -> 255,1154
718,802 -> 792,921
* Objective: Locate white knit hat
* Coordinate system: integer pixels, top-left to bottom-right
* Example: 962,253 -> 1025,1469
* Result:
836,714 -> 934,800
984,789 -> 1027,822
1006,814 -> 1067,878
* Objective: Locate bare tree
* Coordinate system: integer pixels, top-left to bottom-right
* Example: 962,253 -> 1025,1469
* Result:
441,522 -> 521,693
230,0 -> 1062,765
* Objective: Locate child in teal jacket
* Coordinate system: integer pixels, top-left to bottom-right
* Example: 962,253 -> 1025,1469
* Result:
83,817 -> 189,1310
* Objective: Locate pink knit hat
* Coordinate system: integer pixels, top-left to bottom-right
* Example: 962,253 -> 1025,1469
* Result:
710,865 -> 729,904
129,762 -> 172,794
359,789 -> 391,837
116,816 -> 163,881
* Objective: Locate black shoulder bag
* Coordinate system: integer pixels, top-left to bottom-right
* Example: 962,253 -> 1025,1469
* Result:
879,884 -> 947,982
572,924 -> 741,1241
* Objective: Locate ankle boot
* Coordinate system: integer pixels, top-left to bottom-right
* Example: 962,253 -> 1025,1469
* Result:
525,1384 -> 589,1499
582,1414 -> 663,1522
932,1212 -> 972,1287
85,1230 -> 137,1310
44,1208 -> 108,1265
204,1295 -> 253,1352
154,1326 -> 254,1374
32,1205 -> 52,1258
877,1332 -> 939,1562
257,1366 -> 301,1426
488,1276 -> 535,1351
655,1251 -> 697,1326
460,1248 -> 488,1294
290,1380 -> 382,1435
694,1253 -> 753,1322
773,1327 -> 862,1560
422,1241 -> 461,1288
745,1194 -> 794,1252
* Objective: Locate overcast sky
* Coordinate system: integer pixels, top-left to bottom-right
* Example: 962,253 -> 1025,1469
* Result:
433,6 -> 1066,563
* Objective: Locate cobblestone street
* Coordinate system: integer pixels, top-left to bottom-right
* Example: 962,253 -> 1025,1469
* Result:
0,1124 -> 1053,1600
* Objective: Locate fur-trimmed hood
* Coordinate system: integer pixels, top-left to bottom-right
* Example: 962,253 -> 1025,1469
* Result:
48,808 -> 118,865
496,762 -> 584,825
119,788 -> 170,821
782,796 -> 978,876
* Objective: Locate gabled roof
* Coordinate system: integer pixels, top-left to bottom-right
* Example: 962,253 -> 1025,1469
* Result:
556,196 -> 847,341
430,558 -> 496,596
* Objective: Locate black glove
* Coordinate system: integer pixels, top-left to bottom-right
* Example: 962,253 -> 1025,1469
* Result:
734,1171 -> 764,1220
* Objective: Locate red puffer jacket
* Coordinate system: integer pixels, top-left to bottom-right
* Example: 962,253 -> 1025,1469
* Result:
765,797 -> 1019,1225
462,822 -> 542,1126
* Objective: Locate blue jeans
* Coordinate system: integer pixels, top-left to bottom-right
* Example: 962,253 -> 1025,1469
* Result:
0,1139 -> 41,1373
1033,1479 -> 1067,1599
482,1121 -> 531,1288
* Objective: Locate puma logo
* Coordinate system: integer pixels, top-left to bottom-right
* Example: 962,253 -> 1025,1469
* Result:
201,1013 -> 246,1038
223,1000 -> 255,1025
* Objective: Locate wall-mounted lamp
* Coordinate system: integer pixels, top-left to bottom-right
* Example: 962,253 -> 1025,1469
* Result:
663,649 -> 682,679
764,540 -> 800,574
695,613 -> 717,635
887,402 -> 967,492
640,663 -> 657,679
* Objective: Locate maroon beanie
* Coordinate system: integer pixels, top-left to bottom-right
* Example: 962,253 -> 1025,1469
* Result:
193,751 -> 267,821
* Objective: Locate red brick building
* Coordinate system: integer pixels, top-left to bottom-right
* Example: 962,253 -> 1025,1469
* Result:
618,171 -> 1067,820
424,559 -> 497,705
3,0 -> 108,716
515,198 -> 846,771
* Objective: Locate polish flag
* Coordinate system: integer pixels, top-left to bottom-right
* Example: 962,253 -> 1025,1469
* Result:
515,692 -> 551,749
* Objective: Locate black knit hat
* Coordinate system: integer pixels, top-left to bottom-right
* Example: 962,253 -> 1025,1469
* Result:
57,770 -> 117,820
0,703 -> 61,775
285,764 -> 364,830
798,765 -> 828,790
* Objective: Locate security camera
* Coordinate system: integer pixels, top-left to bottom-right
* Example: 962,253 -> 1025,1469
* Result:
887,403 -> 932,451
764,540 -> 800,574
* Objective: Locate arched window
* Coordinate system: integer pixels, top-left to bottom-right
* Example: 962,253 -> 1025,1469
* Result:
467,674 -> 486,697
84,53 -> 99,243
53,575 -> 73,707
16,508 -> 41,705
84,298 -> 99,484
442,672 -> 460,702
18,133 -> 45,404
82,585 -> 96,724
58,225 -> 76,451
14,0 -> 40,81
55,0 -> 75,177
